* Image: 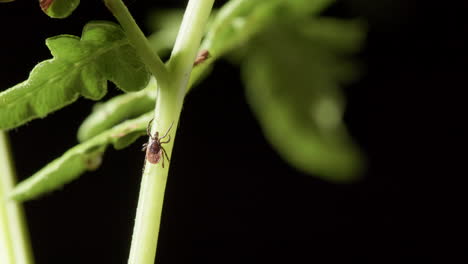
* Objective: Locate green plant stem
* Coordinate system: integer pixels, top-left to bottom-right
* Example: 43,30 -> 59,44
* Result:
0,131 -> 34,264
127,0 -> 214,264
104,0 -> 169,87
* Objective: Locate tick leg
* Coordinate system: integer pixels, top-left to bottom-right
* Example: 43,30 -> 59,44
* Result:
142,142 -> 148,151
162,147 -> 170,162
160,135 -> 171,144
147,118 -> 154,139
161,152 -> 165,168
160,121 -> 174,140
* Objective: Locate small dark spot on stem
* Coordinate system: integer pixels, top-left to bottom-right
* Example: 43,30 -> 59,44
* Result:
194,50 -> 210,66
85,153 -> 103,171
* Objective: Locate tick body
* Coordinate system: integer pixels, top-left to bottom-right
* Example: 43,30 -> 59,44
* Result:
142,119 -> 173,168
194,50 -> 210,66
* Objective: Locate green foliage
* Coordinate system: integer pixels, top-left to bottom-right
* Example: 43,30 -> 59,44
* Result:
285,0 -> 334,16
6,0 -> 367,201
203,0 -> 332,56
242,17 -> 365,181
10,112 -> 152,201
0,21 -> 150,130
40,0 -> 80,19
78,78 -> 157,142
199,0 -> 366,180
8,14 -> 184,201
146,10 -> 183,56
298,18 -> 366,54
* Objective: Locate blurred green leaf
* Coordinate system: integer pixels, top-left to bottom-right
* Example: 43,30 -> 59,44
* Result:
242,19 -> 365,181
10,112 -> 153,201
298,18 -> 366,54
146,10 -> 184,57
203,0 -> 333,57
284,0 -> 334,17
203,0 -> 279,57
187,0 -> 334,92
40,0 -> 80,19
0,21 -> 150,130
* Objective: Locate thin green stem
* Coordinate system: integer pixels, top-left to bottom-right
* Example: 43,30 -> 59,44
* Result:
0,131 -> 34,264
104,0 -> 169,87
127,88 -> 178,264
166,0 -> 215,102
127,1 -> 214,264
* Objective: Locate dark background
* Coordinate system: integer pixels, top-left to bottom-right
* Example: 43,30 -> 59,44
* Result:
0,0 -> 466,263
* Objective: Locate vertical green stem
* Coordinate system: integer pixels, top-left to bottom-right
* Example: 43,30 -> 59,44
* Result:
127,0 -> 214,264
0,131 -> 34,264
127,89 -> 178,264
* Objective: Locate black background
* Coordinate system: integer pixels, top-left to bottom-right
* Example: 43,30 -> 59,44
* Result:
0,0 -> 466,263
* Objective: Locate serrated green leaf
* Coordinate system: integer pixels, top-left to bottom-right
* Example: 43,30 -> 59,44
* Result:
78,77 -> 157,142
10,112 -> 153,201
40,0 -> 80,19
0,21 -> 150,130
242,20 -> 365,181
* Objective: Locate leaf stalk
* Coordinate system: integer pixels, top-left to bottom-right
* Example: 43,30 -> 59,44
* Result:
0,131 -> 34,264
104,0 -> 169,87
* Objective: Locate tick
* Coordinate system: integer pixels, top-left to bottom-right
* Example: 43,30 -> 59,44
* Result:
193,49 -> 210,66
142,119 -> 174,168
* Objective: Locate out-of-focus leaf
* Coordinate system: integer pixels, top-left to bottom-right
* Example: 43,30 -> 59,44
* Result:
10,112 -> 153,201
78,77 -> 157,142
192,0 -> 338,93
0,21 -> 150,130
40,0 -> 80,19
203,0 -> 333,56
203,0 -> 278,57
298,18 -> 366,54
284,0 -> 334,17
242,20 -> 365,181
146,10 -> 184,56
